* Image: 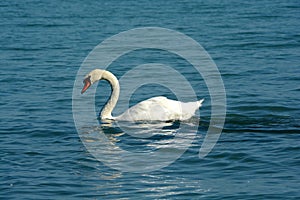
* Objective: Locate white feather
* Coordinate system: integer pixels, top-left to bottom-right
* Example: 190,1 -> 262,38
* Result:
82,69 -> 204,121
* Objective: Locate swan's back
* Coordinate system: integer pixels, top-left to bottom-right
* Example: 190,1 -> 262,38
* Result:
116,96 -> 203,121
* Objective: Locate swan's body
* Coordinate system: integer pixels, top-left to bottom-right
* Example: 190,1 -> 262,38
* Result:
117,96 -> 203,121
81,69 -> 204,121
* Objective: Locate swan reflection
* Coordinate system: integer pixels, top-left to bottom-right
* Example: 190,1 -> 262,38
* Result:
78,118 -> 199,172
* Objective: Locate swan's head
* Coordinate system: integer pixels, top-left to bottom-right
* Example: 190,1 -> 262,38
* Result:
81,69 -> 105,94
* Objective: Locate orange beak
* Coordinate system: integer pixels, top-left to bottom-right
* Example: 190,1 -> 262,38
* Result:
81,77 -> 91,94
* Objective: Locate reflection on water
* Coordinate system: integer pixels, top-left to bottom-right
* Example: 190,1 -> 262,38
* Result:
78,118 -> 200,173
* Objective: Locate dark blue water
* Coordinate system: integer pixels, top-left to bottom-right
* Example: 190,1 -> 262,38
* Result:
1,0 -> 299,199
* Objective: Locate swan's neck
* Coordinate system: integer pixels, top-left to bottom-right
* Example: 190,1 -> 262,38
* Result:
100,71 -> 120,119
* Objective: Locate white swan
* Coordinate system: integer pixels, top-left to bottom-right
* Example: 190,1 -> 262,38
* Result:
81,69 -> 204,121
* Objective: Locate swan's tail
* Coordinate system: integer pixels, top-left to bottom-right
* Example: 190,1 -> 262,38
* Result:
197,99 -> 204,107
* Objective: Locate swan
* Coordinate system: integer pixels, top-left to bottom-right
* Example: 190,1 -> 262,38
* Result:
81,69 -> 204,121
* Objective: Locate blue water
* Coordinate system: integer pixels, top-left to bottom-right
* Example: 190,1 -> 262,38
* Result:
1,0 -> 299,199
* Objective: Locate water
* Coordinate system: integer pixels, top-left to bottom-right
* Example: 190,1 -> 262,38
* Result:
1,0 -> 299,199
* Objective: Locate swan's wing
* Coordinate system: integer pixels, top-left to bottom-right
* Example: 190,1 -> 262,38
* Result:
180,99 -> 204,120
146,97 -> 203,120
116,97 -> 203,121
116,97 -> 177,121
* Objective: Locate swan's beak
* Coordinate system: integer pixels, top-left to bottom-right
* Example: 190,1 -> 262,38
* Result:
81,77 -> 91,94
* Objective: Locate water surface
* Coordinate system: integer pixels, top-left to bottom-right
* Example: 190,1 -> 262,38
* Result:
1,0 -> 299,199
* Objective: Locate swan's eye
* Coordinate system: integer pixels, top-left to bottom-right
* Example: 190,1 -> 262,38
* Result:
83,76 -> 91,83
